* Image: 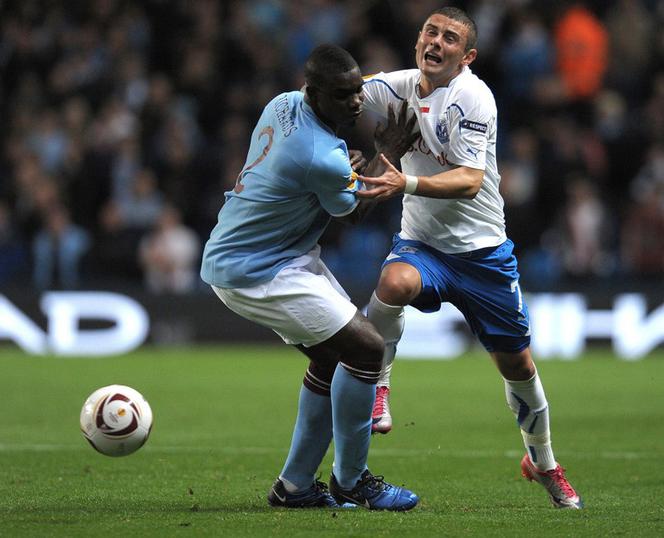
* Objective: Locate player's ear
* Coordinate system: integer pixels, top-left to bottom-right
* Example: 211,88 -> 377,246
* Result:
462,48 -> 477,66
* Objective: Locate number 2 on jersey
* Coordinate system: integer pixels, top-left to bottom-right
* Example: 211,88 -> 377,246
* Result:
234,126 -> 274,193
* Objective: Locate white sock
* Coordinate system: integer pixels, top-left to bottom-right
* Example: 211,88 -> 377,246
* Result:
367,292 -> 404,388
504,372 -> 557,471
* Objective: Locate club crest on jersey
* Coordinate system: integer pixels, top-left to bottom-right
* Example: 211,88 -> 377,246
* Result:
436,119 -> 449,144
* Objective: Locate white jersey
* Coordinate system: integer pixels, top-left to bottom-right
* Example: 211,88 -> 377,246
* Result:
362,67 -> 506,253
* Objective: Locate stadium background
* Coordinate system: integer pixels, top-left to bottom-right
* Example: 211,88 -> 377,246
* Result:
2,2 -> 664,535
1,0 -> 664,356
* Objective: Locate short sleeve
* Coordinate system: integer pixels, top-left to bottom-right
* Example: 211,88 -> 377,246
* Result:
361,71 -> 407,118
446,97 -> 494,170
308,143 -> 360,217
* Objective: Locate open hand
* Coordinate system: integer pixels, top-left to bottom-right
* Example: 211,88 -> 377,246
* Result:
356,154 -> 407,201
374,101 -> 420,163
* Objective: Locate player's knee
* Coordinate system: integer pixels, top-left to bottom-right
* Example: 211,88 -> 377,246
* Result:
508,362 -> 535,381
344,327 -> 384,376
364,327 -> 385,365
377,265 -> 420,305
501,360 -> 534,381
495,350 -> 534,381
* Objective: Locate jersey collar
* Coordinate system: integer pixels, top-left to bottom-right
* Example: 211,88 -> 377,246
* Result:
416,66 -> 470,99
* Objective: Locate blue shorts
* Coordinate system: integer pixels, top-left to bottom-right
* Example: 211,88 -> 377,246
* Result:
383,235 -> 531,353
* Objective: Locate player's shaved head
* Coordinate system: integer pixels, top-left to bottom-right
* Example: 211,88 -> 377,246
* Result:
429,7 -> 477,51
304,44 -> 359,89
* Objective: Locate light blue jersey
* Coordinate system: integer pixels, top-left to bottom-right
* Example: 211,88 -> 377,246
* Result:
201,91 -> 359,288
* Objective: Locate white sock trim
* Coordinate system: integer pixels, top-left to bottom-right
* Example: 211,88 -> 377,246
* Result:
369,291 -> 405,315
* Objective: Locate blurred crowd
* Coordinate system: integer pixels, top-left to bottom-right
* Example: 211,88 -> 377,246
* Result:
1,0 -> 664,295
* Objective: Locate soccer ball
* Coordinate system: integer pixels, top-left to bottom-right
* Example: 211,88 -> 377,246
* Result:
80,384 -> 153,457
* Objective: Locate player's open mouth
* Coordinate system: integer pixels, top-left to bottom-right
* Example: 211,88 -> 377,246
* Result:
424,52 -> 442,64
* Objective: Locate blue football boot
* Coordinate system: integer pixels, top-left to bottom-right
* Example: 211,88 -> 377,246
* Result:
267,478 -> 355,508
329,469 -> 419,511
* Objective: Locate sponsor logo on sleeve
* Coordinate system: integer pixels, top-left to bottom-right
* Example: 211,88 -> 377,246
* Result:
460,119 -> 488,133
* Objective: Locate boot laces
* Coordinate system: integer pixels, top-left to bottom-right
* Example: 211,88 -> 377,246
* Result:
374,387 -> 389,416
355,472 -> 387,494
548,466 -> 577,498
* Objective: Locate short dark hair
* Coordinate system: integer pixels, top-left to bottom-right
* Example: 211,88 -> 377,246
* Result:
304,44 -> 358,89
430,7 -> 477,51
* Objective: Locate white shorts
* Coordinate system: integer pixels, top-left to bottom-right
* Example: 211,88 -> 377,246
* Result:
212,247 -> 357,347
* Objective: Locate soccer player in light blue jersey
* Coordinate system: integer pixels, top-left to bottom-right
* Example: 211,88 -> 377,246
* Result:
356,7 -> 583,509
201,45 -> 419,510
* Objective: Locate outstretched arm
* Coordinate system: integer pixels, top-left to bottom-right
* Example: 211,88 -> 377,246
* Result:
356,154 -> 484,202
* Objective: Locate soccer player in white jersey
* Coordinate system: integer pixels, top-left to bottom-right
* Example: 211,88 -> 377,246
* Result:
356,7 -> 583,509
201,45 -> 419,510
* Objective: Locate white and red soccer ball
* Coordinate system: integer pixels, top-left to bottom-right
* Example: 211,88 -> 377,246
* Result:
80,385 -> 153,457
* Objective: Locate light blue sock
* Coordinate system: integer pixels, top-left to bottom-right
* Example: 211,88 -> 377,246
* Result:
331,364 -> 375,489
280,385 -> 333,490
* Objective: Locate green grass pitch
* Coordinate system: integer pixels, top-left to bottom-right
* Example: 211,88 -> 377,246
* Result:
2,345 -> 664,537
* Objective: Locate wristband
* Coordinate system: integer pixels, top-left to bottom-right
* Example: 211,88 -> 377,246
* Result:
404,174 -> 418,194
